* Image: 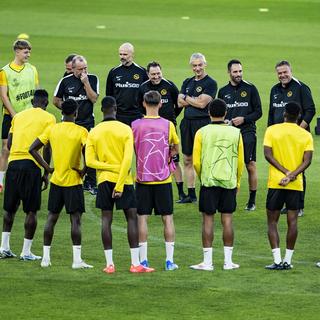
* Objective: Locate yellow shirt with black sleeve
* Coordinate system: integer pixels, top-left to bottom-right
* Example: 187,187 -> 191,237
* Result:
9,107 -> 56,167
139,116 -> 180,185
38,122 -> 88,187
193,122 -> 244,189
85,119 -> 134,193
0,62 -> 39,115
263,122 -> 314,191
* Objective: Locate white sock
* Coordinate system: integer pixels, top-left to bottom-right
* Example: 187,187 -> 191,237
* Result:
0,171 -> 5,185
1,232 -> 10,250
272,248 -> 281,264
130,247 -> 140,267
203,247 -> 212,266
21,238 -> 33,256
283,249 -> 294,265
104,249 -> 113,266
43,246 -> 51,261
72,245 -> 82,264
139,242 -> 148,262
224,246 -> 234,265
165,242 -> 175,262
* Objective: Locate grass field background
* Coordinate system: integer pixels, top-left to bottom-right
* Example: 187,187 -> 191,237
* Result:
1,0 -> 320,319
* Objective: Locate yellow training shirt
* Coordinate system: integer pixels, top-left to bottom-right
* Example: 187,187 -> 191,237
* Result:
39,122 -> 88,187
0,62 -> 39,115
85,119 -> 133,192
263,122 -> 314,191
9,107 -> 56,166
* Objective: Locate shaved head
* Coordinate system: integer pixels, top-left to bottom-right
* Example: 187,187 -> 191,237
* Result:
119,42 -> 135,66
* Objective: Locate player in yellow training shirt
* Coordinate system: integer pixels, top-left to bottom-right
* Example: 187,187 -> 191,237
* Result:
0,39 -> 39,191
85,96 -> 154,273
29,99 -> 92,269
0,89 -> 55,260
263,102 -> 313,270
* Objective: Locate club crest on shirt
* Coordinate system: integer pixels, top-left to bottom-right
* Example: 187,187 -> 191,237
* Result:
12,78 -> 19,87
196,86 -> 202,93
160,89 -> 167,96
287,91 -> 293,97
241,91 -> 247,97
133,74 -> 140,80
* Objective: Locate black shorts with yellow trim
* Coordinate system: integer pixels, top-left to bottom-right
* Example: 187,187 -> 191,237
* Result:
266,188 -> 302,211
48,183 -> 85,214
242,132 -> 257,164
136,182 -> 173,215
3,160 -> 42,213
199,185 -> 237,214
96,181 -> 136,211
2,114 -> 12,139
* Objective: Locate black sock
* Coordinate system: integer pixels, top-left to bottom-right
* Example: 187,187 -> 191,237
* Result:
188,187 -> 196,198
249,190 -> 256,204
176,182 -> 184,195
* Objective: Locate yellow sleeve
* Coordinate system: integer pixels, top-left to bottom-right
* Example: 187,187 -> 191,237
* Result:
237,134 -> 244,188
263,127 -> 272,147
193,130 -> 202,178
0,70 -> 7,86
85,133 -> 120,171
114,130 -> 134,193
305,133 -> 314,151
38,125 -> 52,145
169,122 -> 179,145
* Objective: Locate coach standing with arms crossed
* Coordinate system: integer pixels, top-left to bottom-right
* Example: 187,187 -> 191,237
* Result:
178,53 -> 217,203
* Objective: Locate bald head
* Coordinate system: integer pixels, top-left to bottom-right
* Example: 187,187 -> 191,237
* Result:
119,42 -> 134,66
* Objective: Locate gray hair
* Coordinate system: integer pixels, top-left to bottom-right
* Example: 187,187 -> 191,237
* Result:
189,52 -> 207,64
72,55 -> 87,67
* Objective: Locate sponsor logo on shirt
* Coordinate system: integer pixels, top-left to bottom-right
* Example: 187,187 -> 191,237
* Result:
226,101 -> 249,108
161,98 -> 169,104
160,89 -> 167,95
12,78 -> 19,87
116,75 -> 122,81
16,89 -> 35,102
224,94 -> 231,99
241,91 -> 247,97
272,101 -> 287,108
273,94 -> 279,100
115,82 -> 140,88
67,94 -> 88,101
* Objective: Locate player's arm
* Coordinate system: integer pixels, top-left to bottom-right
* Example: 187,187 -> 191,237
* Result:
85,135 -> 120,172
7,133 -> 12,150
177,80 -> 189,108
193,130 -> 202,178
81,74 -> 98,103
237,134 -> 245,188
0,85 -> 16,117
53,96 -> 62,109
184,93 -> 213,109
73,146 -> 87,178
264,146 -> 290,175
29,139 -> 53,174
300,84 -> 316,129
113,132 -> 134,197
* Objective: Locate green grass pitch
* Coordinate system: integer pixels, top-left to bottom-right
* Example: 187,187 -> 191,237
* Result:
1,0 -> 320,319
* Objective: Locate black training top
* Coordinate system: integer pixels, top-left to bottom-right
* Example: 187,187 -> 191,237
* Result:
268,78 -> 315,129
218,80 -> 262,134
137,78 -> 181,125
180,74 -> 217,120
54,73 -> 99,128
105,63 -> 148,118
